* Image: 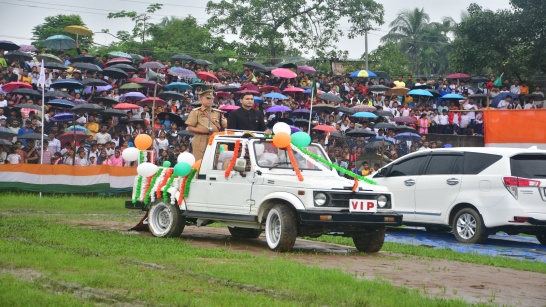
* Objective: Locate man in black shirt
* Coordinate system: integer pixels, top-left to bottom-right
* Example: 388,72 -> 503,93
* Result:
227,93 -> 272,134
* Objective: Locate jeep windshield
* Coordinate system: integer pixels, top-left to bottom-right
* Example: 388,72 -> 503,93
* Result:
254,142 -> 331,171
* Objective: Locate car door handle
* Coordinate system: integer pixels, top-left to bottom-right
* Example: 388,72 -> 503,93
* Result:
446,178 -> 459,185
209,177 -> 216,181
404,179 -> 415,186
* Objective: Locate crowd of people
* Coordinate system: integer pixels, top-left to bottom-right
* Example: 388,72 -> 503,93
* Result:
0,46 -> 543,172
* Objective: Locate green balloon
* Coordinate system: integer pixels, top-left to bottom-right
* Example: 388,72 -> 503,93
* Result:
291,132 -> 311,147
219,145 -> 225,152
162,161 -> 171,168
174,162 -> 192,177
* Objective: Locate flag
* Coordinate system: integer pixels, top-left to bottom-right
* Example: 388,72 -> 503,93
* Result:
311,74 -> 317,97
493,73 -> 504,87
38,59 -> 46,88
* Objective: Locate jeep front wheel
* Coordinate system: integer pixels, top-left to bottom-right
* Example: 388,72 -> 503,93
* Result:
148,200 -> 185,238
265,205 -> 297,252
228,227 -> 262,239
352,227 -> 385,252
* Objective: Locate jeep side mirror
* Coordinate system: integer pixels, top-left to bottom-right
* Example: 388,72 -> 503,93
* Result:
233,158 -> 247,172
375,168 -> 388,178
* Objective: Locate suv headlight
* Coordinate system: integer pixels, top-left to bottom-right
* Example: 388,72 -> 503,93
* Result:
314,192 -> 328,206
377,195 -> 388,208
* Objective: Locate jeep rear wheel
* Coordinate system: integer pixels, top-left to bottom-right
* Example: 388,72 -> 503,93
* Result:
228,227 -> 262,239
352,227 -> 385,252
148,200 -> 185,238
452,208 -> 488,244
536,234 -> 546,246
265,205 -> 297,252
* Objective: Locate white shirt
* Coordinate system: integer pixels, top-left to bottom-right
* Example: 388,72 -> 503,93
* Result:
7,153 -> 21,164
49,138 -> 61,153
497,100 -> 510,109
0,99 -> 7,108
94,132 -> 112,144
438,114 -> 449,125
524,103 -> 535,109
510,85 -> 521,95
459,114 -> 471,128
400,107 -> 411,117
463,104 -> 477,120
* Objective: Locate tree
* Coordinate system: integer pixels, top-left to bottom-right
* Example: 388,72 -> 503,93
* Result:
205,0 -> 385,64
105,3 -> 163,45
31,15 -> 93,50
365,43 -> 411,77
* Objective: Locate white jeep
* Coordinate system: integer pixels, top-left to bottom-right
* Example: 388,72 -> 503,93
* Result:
126,131 -> 402,252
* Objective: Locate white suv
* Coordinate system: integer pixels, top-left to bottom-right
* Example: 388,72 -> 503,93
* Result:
372,147 -> 546,244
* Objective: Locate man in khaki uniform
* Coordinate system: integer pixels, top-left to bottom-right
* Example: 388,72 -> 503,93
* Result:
185,89 -> 226,161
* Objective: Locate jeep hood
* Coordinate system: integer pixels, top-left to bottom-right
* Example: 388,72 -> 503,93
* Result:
260,173 -> 388,192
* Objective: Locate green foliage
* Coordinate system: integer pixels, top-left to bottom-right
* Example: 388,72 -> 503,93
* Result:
106,3 -> 163,45
206,0 -> 385,64
31,15 -> 93,51
366,43 -> 411,76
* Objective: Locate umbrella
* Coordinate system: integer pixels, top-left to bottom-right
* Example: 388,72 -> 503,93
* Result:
130,54 -> 143,61
64,25 -> 93,36
289,125 -> 302,134
171,54 -> 194,61
159,91 -> 185,100
353,112 -> 378,119
139,61 -> 165,70
216,85 -> 240,93
37,54 -> 63,64
110,63 -> 137,72
10,88 -> 41,97
386,87 -> 410,96
365,139 -> 394,149
45,91 -> 72,100
293,118 -> 310,126
312,103 -> 336,112
215,91 -> 231,100
157,112 -> 185,126
72,62 -> 102,72
317,92 -> 343,102
43,35 -> 76,50
82,78 -> 108,87
196,72 -> 219,82
396,125 -> 417,132
127,78 -> 145,83
274,62 -> 297,69
441,93 -> 465,100
65,125 -> 89,133
394,116 -> 417,123
0,127 -> 17,138
70,55 -> 94,63
352,105 -> 377,112
168,68 -> 196,79
491,92 -> 519,108
523,93 -> 545,100
19,133 -> 48,140
43,62 -> 68,70
165,82 -> 192,91
282,87 -> 305,93
191,83 -> 208,89
244,61 -> 267,72
106,57 -> 132,66
271,68 -> 297,79
72,103 -> 104,114
58,131 -> 90,144
4,51 -> 32,62
374,110 -> 394,117
126,118 -> 146,124
373,123 -> 397,129
296,66 -> 316,74
0,139 -> 13,145
3,82 -> 33,92
101,108 -> 127,117
312,125 -> 337,132
302,88 -> 324,95
120,92 -> 146,100
85,85 -> 112,94
407,89 -> 433,97
137,80 -> 162,89
253,96 -> 263,104
0,40 -> 20,51
18,44 -> 37,53
266,105 -> 291,113
292,109 -> 311,115
469,76 -> 489,83
259,86 -> 281,93
394,132 -> 421,142
46,99 -> 75,108
350,70 -> 377,78
52,113 -> 75,122
445,73 -> 471,80
219,105 -> 240,111
191,59 -> 212,66
114,103 -> 140,110
102,67 -> 128,79
119,82 -> 145,90
108,51 -> 132,59
241,83 -> 259,91
469,93 -> 487,100
345,128 -> 376,137
426,89 -> 441,97
93,97 -> 118,106
264,92 -> 288,100
50,79 -> 84,90
137,97 -> 166,107
336,106 -> 356,114
367,85 -> 390,92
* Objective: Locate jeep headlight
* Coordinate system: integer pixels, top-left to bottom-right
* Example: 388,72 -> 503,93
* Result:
377,195 -> 388,208
314,192 -> 328,206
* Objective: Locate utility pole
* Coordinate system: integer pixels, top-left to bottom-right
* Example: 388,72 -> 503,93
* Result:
364,20 -> 369,70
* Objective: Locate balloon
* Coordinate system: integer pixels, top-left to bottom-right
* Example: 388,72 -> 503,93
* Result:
122,147 -> 140,162
174,162 -> 192,177
272,122 -> 291,135
219,145 -> 225,152
272,132 -> 291,149
162,161 -> 171,168
255,143 -> 265,155
134,134 -> 152,150
177,152 -> 196,165
291,132 -> 311,147
192,159 -> 202,169
137,162 -> 158,177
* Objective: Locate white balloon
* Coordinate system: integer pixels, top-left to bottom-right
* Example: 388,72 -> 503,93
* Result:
255,143 -> 265,156
137,162 -> 158,177
272,122 -> 291,135
122,147 -> 140,162
177,152 -> 196,165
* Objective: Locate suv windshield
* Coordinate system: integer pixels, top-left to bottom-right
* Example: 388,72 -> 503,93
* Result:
510,154 -> 546,178
254,142 -> 330,170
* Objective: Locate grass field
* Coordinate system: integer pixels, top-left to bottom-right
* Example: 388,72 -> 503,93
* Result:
0,194 -> 541,306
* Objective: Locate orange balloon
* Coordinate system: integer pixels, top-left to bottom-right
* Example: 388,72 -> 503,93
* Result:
192,159 -> 202,170
135,134 -> 152,150
273,132 -> 291,149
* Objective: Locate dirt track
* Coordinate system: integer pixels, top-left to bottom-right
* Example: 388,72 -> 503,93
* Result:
72,220 -> 546,306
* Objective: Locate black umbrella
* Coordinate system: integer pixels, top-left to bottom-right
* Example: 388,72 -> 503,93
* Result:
0,40 -> 20,51
365,139 -> 394,149
101,108 -> 127,117
72,103 -> 104,114
346,128 -> 376,137
14,103 -> 40,110
159,91 -> 184,100
82,78 -> 108,87
171,54 -> 194,61
191,59 -> 212,66
109,63 -> 137,72
50,79 -> 84,90
43,62 -> 68,70
19,133 -> 49,141
318,93 -> 343,103
72,62 -> 102,73
140,61 -> 165,70
367,85 -> 390,92
336,106 -> 356,114
130,54 -> 143,61
312,103 -> 336,112
426,89 -> 441,97
102,67 -> 128,79
244,61 -> 267,72
0,139 -> 13,146
216,85 -> 240,93
330,132 -> 343,138
469,93 -> 487,100
93,97 -> 119,106
396,125 -> 416,132
523,93 -> 545,100
70,55 -> 94,63
374,110 -> 394,117
10,88 -> 41,97
0,127 -> 17,138
157,112 -> 184,126
293,119 -> 310,127
45,91 -> 72,100
373,122 -> 397,129
4,50 -> 32,62
469,76 -> 489,83
178,130 -> 194,137
275,62 -> 297,69
126,118 -> 145,124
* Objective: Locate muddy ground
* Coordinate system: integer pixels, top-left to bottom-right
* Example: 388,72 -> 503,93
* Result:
70,219 -> 546,306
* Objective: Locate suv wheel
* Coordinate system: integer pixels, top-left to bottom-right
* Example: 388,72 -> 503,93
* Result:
352,227 -> 385,252
148,200 -> 185,238
452,208 -> 488,244
536,234 -> 546,246
265,205 -> 297,252
228,227 -> 261,239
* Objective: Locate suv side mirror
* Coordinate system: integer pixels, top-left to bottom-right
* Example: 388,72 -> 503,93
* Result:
233,158 -> 247,172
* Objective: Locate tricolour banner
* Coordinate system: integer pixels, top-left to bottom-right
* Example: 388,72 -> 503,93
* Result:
484,109 -> 546,149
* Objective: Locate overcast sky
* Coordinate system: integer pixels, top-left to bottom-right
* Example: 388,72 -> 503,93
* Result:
2,0 -> 511,59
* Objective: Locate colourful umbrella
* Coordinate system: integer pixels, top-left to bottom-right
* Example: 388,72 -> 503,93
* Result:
169,68 -> 196,79
219,105 -> 240,111
296,66 -> 317,74
18,44 -> 37,53
385,87 -> 410,96
120,92 -> 146,100
302,88 -> 323,95
52,113 -> 75,122
352,112 -> 378,118
254,96 -> 263,104
114,103 -> 141,110
241,83 -> 259,91
350,70 -> 377,78
266,105 -> 291,113
85,85 -> 112,94
264,92 -> 288,100
165,82 -> 192,91
64,25 -> 93,36
445,73 -> 470,80
441,93 -> 465,100
64,125 -> 90,133
43,35 -> 76,50
259,85 -> 281,93
394,116 -> 417,123
282,87 -> 305,93
108,51 -> 132,59
126,77 -> 145,83
394,132 -> 421,142
137,97 -> 166,107
271,68 -> 297,79
196,71 -> 219,82
407,89 -> 433,97
352,105 -> 377,112
2,82 -> 33,92
139,61 -> 165,70
106,57 -> 132,66
312,125 -> 337,132
58,131 -> 90,144
119,82 -> 145,90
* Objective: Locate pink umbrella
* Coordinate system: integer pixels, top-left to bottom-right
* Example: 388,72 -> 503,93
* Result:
445,73 -> 471,80
196,71 -> 219,82
272,68 -> 297,79
259,85 -> 281,93
297,65 -> 316,74
19,44 -> 37,53
219,105 -> 240,111
215,91 -> 231,99
114,103 -> 141,110
352,105 -> 377,112
137,97 -> 166,107
394,116 -> 417,123
282,87 -> 305,93
312,125 -> 338,133
58,131 -> 90,144
235,89 -> 259,95
241,83 -> 259,91
106,57 -> 132,66
2,82 -> 33,92
127,77 -> 145,83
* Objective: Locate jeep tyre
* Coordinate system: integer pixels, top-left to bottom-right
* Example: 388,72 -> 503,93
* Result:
352,227 -> 385,252
228,227 -> 262,239
452,208 -> 488,244
536,234 -> 546,246
148,200 -> 185,238
265,204 -> 297,252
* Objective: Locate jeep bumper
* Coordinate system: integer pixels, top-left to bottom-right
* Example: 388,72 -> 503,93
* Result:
125,200 -> 146,210
297,210 -> 403,226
